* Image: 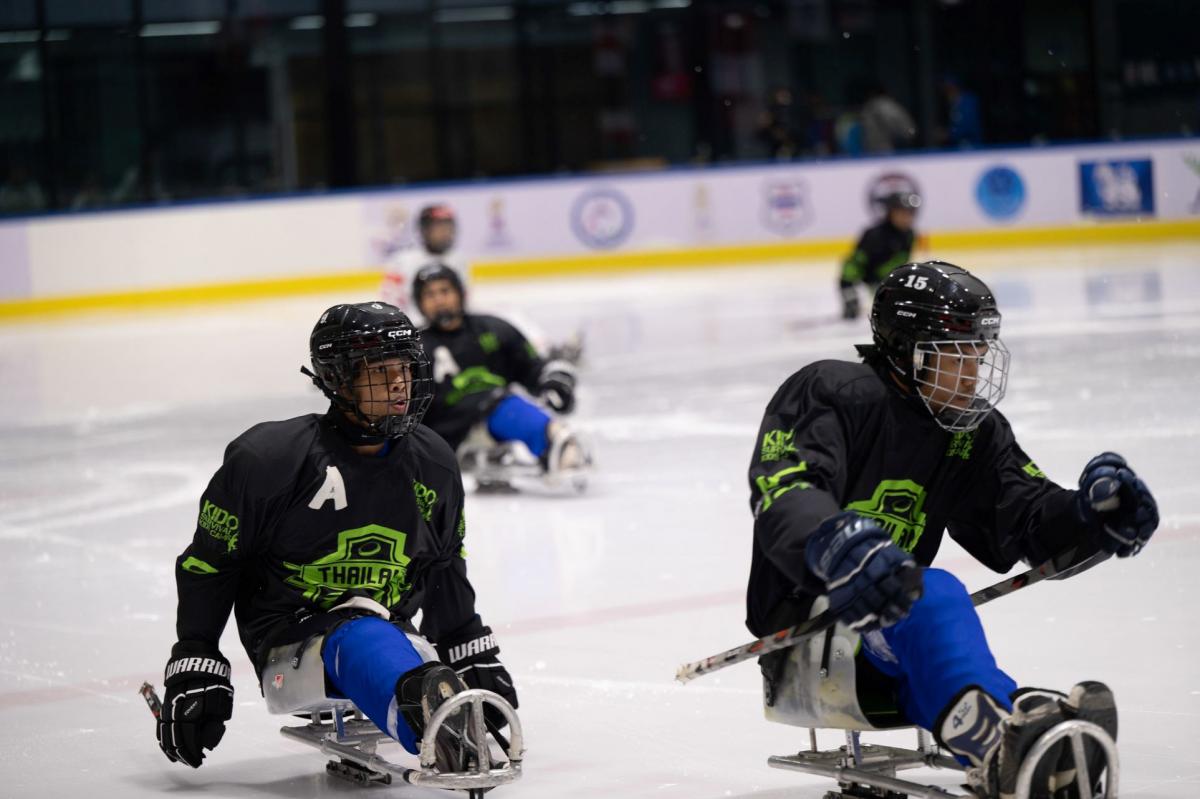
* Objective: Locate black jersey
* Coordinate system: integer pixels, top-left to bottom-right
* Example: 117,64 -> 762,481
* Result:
173,412 -> 484,670
746,357 -> 1089,636
420,313 -> 545,450
840,220 -> 915,288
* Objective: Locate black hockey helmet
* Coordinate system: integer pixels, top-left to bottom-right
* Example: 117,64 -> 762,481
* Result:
881,191 -> 921,213
870,261 -> 1009,431
411,262 -> 466,313
418,203 -> 457,255
304,302 -> 433,442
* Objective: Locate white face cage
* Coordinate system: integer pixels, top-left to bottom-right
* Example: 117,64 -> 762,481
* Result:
912,338 -> 1010,432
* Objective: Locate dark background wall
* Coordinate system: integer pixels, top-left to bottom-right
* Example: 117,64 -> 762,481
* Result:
0,0 -> 1195,215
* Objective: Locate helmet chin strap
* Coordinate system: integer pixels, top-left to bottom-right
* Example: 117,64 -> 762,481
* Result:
324,405 -> 390,446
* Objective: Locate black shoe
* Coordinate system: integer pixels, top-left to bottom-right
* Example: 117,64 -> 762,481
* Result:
395,662 -> 471,773
1052,681 -> 1117,798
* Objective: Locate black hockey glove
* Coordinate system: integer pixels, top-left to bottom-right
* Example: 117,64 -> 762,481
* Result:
1076,452 -> 1158,558
157,641 -> 234,768
805,511 -> 923,632
436,626 -> 518,730
537,365 -> 577,414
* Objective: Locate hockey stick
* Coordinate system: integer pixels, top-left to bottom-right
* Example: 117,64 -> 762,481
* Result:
966,547 -> 1110,606
674,547 -> 1110,684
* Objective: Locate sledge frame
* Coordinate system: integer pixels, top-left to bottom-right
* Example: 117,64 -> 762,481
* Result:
767,720 -> 1118,799
279,688 -> 523,797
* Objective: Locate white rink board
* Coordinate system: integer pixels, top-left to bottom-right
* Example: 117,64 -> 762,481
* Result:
0,240 -> 1198,798
0,137 -> 1197,301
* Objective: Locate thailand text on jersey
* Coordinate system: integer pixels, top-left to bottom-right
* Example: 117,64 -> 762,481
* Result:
841,221 -> 915,288
745,357 -> 1089,636
174,413 -> 481,669
420,313 -> 545,450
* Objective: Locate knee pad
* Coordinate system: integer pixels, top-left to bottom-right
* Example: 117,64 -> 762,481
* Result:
907,568 -> 971,620
487,394 -> 551,456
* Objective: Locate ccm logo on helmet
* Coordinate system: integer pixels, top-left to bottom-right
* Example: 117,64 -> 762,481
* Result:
386,329 -> 412,339
979,316 -> 1000,326
896,310 -> 917,318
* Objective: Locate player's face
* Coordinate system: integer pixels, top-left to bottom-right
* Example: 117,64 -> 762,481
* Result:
418,280 -> 463,327
916,342 -> 986,414
889,207 -> 915,231
349,357 -> 413,421
423,220 -> 456,252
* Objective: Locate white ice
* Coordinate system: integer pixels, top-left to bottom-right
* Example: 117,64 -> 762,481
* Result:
1,241 -> 1198,798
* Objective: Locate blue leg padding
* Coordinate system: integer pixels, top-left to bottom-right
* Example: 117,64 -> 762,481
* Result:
322,617 -> 426,754
487,394 -> 551,457
861,568 -> 1016,731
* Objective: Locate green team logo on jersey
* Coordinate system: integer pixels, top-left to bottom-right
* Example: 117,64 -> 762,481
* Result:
1022,461 -> 1047,479
181,556 -> 218,575
413,480 -> 438,522
283,524 -> 412,610
478,332 -> 500,354
198,500 -> 239,553
760,429 -> 799,462
946,430 -> 975,461
457,510 -> 467,558
445,366 -> 507,406
846,479 -> 928,552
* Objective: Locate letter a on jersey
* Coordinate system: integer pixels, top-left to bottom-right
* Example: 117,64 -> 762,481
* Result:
309,465 -> 348,511
432,345 -> 461,384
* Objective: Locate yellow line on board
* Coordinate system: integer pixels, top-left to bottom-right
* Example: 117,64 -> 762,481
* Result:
927,218 -> 1200,250
471,239 -> 849,281
1,218 -> 1196,322
0,271 -> 382,322
472,218 -> 1200,281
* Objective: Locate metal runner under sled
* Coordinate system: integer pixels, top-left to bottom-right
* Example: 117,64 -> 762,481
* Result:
265,633 -> 523,797
763,603 -> 1117,798
279,690 -> 523,799
768,720 -> 1117,799
458,423 -> 590,495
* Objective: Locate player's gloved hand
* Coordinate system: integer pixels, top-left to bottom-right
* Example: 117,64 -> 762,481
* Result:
805,511 -> 923,632
157,641 -> 234,768
1076,452 -> 1158,557
538,369 -> 576,414
841,286 -> 860,320
436,626 -> 518,730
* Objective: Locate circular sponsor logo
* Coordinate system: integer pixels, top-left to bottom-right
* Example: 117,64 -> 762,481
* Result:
975,165 -> 1026,220
866,172 -> 921,215
761,179 -> 813,235
571,188 -> 634,249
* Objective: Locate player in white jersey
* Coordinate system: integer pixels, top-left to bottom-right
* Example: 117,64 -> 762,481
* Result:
382,204 -> 468,315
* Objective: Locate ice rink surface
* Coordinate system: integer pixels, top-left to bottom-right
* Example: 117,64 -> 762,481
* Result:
1,241 -> 1198,798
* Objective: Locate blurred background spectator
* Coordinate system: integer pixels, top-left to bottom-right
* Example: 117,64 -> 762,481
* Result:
859,83 -> 916,154
940,76 -> 981,148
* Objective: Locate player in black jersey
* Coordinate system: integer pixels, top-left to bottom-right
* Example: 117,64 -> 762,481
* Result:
749,262 -> 1157,798
839,191 -> 919,320
155,302 -> 517,771
412,263 -> 586,481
